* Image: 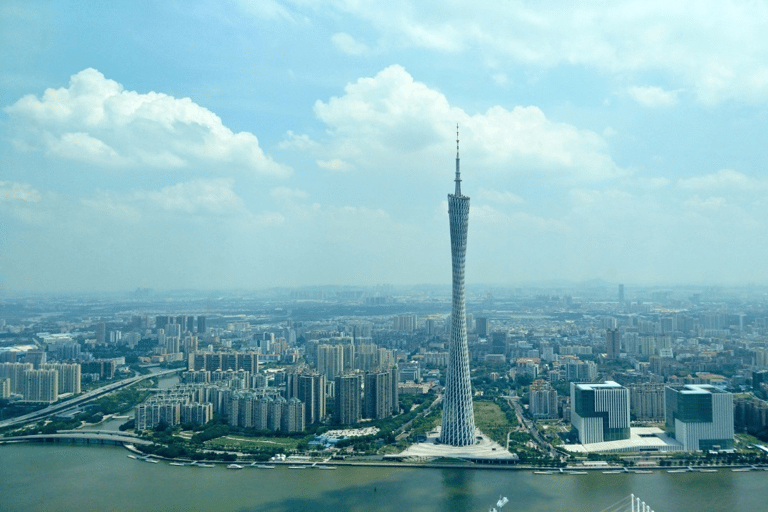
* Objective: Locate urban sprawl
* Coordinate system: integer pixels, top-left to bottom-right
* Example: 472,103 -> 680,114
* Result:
2,286 -> 768,467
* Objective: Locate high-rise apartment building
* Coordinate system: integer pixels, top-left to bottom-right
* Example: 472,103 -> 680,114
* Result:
317,344 -> 344,379
0,362 -> 33,394
363,367 -> 398,420
42,363 -> 81,394
440,130 -> 476,447
570,381 -> 630,444
23,368 -> 59,403
281,397 -> 305,433
393,314 -> 418,332
334,373 -> 362,425
24,350 -> 46,369
1,377 -> 9,399
606,328 -> 621,360
628,383 -> 665,421
475,317 -> 488,337
287,372 -> 326,425
665,384 -> 734,451
530,380 -> 558,419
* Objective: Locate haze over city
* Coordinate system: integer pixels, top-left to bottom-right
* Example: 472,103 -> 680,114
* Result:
3,1 -> 768,293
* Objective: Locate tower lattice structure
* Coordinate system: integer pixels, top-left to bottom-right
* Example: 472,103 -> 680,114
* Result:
440,127 -> 476,446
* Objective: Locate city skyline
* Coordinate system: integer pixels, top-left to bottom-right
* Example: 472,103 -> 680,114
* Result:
4,2 -> 768,293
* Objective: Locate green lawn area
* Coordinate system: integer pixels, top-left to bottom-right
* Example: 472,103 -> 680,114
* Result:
205,435 -> 303,452
473,400 -> 514,447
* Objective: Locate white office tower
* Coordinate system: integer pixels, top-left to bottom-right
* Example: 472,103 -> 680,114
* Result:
665,384 -> 734,451
570,381 -> 630,444
440,128 -> 476,447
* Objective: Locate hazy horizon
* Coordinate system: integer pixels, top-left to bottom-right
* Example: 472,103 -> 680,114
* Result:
4,2 -> 768,293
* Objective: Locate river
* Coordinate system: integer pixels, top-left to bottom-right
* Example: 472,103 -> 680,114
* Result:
1,443 -> 767,512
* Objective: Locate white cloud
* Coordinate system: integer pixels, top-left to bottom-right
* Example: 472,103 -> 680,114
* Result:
301,65 -> 621,181
5,68 -> 290,176
0,181 -> 40,202
79,179 -> 251,221
279,130 -> 320,151
476,188 -> 524,204
678,169 -> 760,190
331,32 -> 369,55
270,187 -> 309,200
636,177 -> 670,189
141,179 -> 246,215
316,158 -> 353,171
627,85 -> 679,107
299,1 -> 768,105
233,0 -> 301,22
469,203 -> 568,232
45,131 -> 128,165
684,195 -> 726,210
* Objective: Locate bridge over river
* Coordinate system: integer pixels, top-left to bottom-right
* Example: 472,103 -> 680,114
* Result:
0,429 -> 152,446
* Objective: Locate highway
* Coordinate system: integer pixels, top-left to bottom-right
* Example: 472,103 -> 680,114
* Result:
0,368 -> 180,430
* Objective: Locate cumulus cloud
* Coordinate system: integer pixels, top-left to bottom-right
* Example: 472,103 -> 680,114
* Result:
316,158 -> 353,171
331,32 -> 369,55
79,179 -> 257,222
476,188 -> 524,204
0,181 -> 40,202
270,187 -> 309,200
678,169 -> 760,190
469,203 -> 568,232
300,65 -> 621,181
627,85 -> 679,107
684,195 -> 726,210
293,1 -> 768,105
5,68 -> 290,176
141,179 -> 246,215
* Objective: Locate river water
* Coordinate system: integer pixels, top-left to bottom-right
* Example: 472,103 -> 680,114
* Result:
1,443 -> 767,512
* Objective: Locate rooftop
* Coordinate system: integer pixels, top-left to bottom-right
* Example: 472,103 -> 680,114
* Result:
563,427 -> 683,453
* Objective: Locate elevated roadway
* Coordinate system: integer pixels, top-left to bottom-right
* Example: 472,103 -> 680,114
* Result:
0,368 -> 180,430
0,429 -> 152,446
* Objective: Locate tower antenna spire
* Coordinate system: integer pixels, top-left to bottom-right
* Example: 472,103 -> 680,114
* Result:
455,123 -> 461,196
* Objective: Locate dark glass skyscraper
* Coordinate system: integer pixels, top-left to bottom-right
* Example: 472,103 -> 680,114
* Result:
440,128 -> 476,446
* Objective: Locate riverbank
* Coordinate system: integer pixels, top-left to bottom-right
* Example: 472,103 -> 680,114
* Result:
117,442 -> 768,473
5,443 -> 768,512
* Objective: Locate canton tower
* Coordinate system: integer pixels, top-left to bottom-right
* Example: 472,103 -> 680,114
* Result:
440,126 -> 476,446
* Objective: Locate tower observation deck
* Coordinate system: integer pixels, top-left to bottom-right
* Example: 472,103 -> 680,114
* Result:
440,126 -> 476,447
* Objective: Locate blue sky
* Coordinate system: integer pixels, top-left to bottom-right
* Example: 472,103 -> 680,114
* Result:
3,1 -> 768,293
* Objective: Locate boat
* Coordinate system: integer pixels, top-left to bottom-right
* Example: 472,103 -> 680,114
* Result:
732,468 -> 752,472
602,470 -> 623,474
227,464 -> 244,470
169,462 -> 186,466
667,469 -> 688,473
533,470 -> 556,474
632,470 -> 654,474
488,496 -> 508,512
127,455 -> 137,459
317,465 -> 337,470
288,465 -> 308,469
251,464 -> 276,469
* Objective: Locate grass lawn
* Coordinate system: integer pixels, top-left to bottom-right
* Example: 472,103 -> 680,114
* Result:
205,435 -> 303,452
473,400 -> 514,447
